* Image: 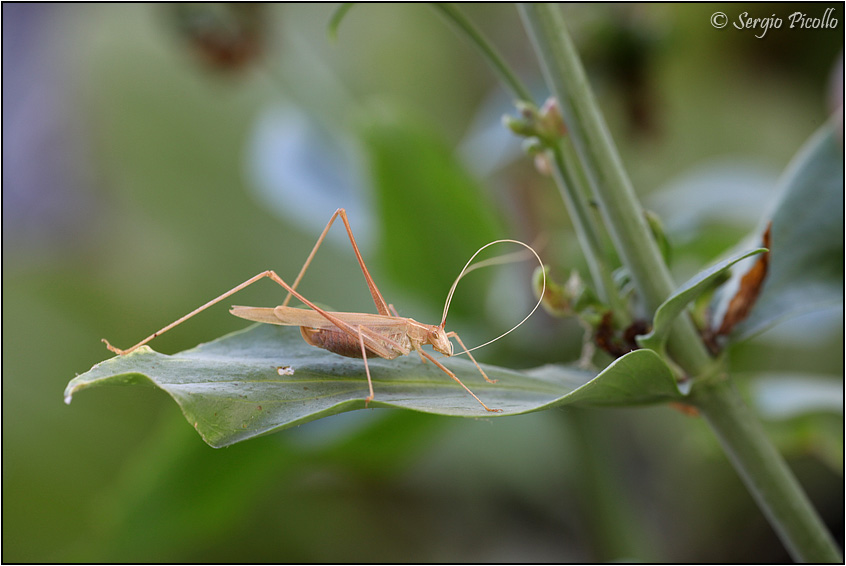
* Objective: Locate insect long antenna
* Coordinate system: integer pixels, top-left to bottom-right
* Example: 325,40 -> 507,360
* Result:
440,239 -> 546,353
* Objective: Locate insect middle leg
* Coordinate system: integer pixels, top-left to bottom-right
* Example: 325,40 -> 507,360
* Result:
357,325 -> 376,406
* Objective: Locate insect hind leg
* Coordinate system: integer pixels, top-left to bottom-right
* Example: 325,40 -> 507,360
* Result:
281,208 -> 391,317
103,270 -> 283,355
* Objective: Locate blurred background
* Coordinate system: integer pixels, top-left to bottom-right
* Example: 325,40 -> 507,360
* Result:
3,3 -> 842,562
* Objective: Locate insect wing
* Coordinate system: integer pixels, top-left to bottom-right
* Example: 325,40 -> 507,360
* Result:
277,306 -> 409,331
230,305 -> 404,331
230,305 -> 290,325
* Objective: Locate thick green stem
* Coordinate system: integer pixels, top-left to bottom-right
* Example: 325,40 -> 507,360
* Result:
517,3 -> 710,374
518,4 -> 842,562
693,378 -> 842,563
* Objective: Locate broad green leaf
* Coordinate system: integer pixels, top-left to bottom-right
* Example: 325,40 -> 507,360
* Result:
710,120 -> 844,341
637,248 -> 767,350
66,324 -> 681,448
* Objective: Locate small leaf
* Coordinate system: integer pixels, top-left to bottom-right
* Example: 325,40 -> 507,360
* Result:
66,324 -> 681,448
637,247 -> 767,351
534,267 -> 600,319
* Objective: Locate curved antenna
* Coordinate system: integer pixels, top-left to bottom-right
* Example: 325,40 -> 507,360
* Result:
440,239 -> 546,355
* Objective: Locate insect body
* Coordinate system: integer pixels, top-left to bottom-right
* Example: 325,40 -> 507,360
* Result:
103,208 -> 543,412
231,306 -> 448,360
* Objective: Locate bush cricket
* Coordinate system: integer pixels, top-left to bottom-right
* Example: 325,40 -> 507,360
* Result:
103,208 -> 544,412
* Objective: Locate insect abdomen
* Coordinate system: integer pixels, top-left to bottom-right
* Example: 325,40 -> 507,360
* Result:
300,327 -> 404,359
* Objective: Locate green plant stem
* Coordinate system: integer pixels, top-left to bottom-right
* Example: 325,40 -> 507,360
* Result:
692,378 -> 842,563
327,3 -> 355,41
549,143 -> 628,322
519,4 -> 842,561
434,3 -> 625,321
517,3 -> 710,373
567,409 -> 657,561
432,3 -> 534,103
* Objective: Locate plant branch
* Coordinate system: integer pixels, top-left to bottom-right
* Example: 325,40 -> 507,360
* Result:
517,3 -> 710,373
693,378 -> 843,563
433,4 -> 626,316
432,3 -> 534,103
549,142 -> 628,320
518,4 -> 842,561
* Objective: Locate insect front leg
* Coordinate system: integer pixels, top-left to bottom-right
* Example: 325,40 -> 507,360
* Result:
416,348 -> 501,413
447,331 -> 497,384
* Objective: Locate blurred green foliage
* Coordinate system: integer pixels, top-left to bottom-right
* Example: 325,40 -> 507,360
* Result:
3,3 -> 842,562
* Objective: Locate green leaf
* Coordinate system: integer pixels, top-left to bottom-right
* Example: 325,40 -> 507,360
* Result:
66,324 -> 681,448
528,349 -> 683,406
637,248 -> 767,351
711,120 -> 844,341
